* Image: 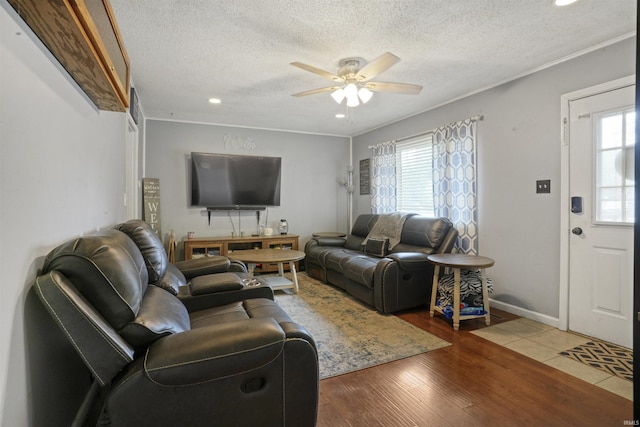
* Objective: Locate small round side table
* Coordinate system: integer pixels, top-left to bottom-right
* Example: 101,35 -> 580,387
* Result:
427,253 -> 495,331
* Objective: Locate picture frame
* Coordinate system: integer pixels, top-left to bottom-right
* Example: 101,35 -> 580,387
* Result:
129,87 -> 139,124
359,158 -> 370,195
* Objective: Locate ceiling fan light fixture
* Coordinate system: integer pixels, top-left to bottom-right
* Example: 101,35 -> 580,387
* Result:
344,83 -> 360,107
343,83 -> 358,98
358,87 -> 373,104
346,95 -> 360,107
331,88 -> 345,104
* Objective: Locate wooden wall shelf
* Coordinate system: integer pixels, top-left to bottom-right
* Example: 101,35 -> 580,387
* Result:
8,0 -> 130,111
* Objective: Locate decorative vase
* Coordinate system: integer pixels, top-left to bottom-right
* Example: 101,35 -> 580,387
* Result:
278,219 -> 288,235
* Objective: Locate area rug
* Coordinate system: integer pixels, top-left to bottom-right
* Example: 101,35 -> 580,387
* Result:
559,340 -> 633,382
273,273 -> 450,379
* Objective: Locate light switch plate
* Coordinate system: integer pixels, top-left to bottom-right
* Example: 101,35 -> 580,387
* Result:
536,179 -> 551,194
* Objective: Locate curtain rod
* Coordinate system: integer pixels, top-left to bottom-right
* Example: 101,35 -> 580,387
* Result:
368,114 -> 484,149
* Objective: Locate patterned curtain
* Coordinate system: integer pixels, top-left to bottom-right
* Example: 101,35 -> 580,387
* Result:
370,141 -> 397,213
433,118 -> 478,254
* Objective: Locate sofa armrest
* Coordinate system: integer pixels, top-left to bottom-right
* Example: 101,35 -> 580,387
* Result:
179,285 -> 274,312
144,318 -> 285,386
386,252 -> 430,270
34,271 -> 135,386
173,256 -> 232,279
313,236 -> 346,247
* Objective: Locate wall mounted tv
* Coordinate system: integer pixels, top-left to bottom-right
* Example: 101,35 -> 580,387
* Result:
190,152 -> 281,210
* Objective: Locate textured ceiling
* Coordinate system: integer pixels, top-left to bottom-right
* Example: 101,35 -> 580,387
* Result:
109,0 -> 636,136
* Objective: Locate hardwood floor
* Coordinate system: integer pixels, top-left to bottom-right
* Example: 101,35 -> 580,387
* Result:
317,307 -> 633,426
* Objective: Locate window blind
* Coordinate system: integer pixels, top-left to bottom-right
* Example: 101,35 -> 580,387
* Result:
395,134 -> 434,216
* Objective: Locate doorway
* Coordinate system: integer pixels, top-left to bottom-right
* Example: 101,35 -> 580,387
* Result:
125,117 -> 139,220
560,76 -> 635,348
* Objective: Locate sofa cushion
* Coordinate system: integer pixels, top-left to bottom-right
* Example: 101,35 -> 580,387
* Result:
155,263 -> 186,295
40,229 -> 148,330
344,214 -> 378,250
399,216 -> 453,249
364,238 -> 389,257
343,255 -> 378,289
189,301 -> 251,329
306,245 -> 339,266
114,220 -> 167,284
325,249 -> 359,273
120,285 -> 190,348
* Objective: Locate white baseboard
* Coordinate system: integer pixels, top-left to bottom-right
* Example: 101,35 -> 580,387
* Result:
489,298 -> 560,329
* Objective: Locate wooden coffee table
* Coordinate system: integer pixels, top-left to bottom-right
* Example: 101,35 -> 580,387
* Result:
427,253 -> 495,330
230,249 -> 306,293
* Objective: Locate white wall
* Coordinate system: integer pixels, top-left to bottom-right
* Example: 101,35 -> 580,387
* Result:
352,38 -> 635,323
144,120 -> 349,259
0,4 -> 130,425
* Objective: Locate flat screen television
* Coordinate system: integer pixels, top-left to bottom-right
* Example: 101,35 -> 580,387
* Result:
190,152 -> 281,209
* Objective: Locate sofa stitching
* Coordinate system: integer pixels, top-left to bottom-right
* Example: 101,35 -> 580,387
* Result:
35,273 -> 133,386
142,338 -> 296,387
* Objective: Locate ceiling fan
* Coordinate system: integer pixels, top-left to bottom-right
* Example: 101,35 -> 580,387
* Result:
290,52 -> 422,107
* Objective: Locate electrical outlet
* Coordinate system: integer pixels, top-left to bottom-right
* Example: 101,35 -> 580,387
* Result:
536,179 -> 551,194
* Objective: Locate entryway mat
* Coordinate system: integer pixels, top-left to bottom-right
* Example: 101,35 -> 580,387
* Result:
559,340 -> 633,382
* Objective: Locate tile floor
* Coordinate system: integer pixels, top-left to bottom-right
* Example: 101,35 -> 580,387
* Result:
471,318 -> 632,400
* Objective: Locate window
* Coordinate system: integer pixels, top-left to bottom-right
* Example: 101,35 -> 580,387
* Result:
595,108 -> 635,224
395,134 -> 434,216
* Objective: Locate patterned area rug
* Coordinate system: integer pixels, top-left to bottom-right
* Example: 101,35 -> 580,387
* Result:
560,340 -> 633,382
274,273 -> 450,379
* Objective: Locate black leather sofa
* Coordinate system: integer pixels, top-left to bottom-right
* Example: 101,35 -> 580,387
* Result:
33,220 -> 319,426
305,214 -> 457,314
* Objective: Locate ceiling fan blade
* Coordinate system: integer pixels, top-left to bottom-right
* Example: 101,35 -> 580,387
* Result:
290,62 -> 342,82
291,86 -> 341,97
355,52 -> 400,81
365,81 -> 423,95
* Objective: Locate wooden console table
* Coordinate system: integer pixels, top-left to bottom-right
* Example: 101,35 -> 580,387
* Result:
184,234 -> 299,274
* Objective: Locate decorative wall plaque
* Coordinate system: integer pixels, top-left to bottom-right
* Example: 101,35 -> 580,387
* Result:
142,178 -> 161,237
359,159 -> 371,195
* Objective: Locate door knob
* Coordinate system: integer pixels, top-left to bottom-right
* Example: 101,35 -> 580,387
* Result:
571,227 -> 583,235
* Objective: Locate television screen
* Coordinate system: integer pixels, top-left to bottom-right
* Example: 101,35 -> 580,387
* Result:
191,152 -> 281,209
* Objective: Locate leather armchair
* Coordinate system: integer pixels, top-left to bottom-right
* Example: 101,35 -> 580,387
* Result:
113,220 -> 247,296
34,227 -> 318,426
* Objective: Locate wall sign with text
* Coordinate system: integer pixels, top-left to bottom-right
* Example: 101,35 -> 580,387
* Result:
142,178 -> 161,237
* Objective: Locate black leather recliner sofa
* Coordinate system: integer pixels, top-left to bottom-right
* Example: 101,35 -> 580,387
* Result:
33,220 -> 319,426
305,214 -> 457,314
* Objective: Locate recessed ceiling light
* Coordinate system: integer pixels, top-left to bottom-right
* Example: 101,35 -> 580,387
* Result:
555,0 -> 579,6
208,98 -> 221,104
335,113 -> 345,119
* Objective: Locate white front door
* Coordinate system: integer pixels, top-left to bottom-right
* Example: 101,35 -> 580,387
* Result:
567,83 -> 635,349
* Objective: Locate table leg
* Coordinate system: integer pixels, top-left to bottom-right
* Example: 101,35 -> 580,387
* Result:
277,261 -> 285,277
289,261 -> 299,294
481,267 -> 491,326
429,265 -> 441,317
247,263 -> 256,277
453,268 -> 461,331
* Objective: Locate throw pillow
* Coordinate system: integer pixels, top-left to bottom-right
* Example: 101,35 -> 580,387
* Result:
365,238 -> 389,257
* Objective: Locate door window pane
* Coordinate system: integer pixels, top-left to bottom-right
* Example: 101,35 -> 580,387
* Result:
595,108 -> 635,224
597,149 -> 622,187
